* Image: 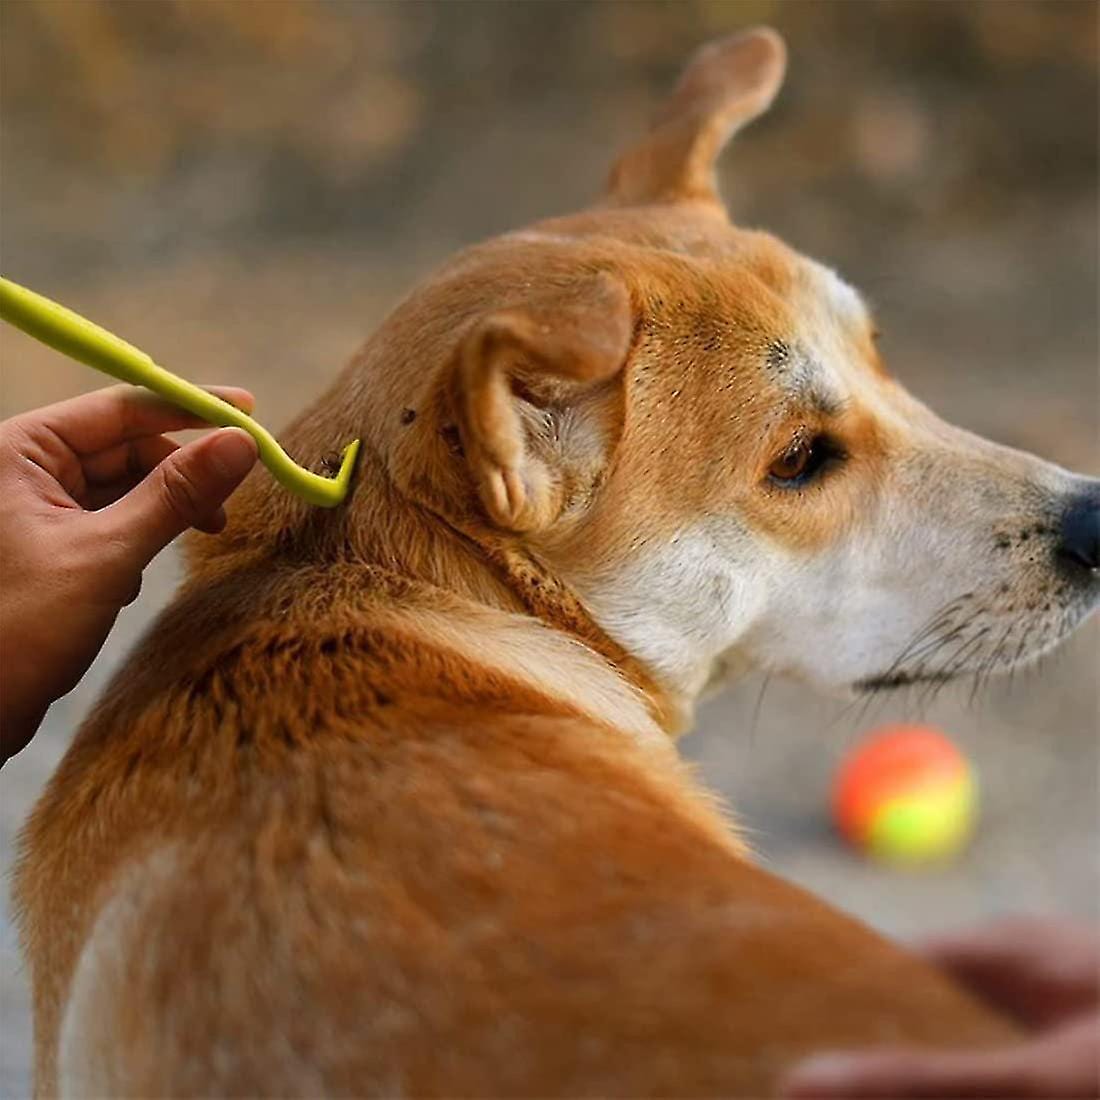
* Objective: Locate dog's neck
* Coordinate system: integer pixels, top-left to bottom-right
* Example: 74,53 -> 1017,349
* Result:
356,448 -> 691,736
189,431 -> 688,738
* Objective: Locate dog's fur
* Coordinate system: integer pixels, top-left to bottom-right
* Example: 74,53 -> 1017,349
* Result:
15,29 -> 1099,1098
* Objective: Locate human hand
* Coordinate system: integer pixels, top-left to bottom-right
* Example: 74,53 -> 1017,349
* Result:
0,385 -> 258,764
781,916 -> 1100,1098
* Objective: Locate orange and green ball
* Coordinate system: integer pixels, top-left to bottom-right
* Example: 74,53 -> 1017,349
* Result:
833,725 -> 977,863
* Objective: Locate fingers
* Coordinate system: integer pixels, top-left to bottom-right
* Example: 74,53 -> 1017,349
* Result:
23,384 -> 255,457
918,918 -> 1099,975
781,1017 -> 1100,1100
916,919 -> 1100,1029
193,506 -> 228,535
82,433 -> 180,489
83,475 -> 228,531
781,1046 -> 1035,1099
92,427 -> 258,570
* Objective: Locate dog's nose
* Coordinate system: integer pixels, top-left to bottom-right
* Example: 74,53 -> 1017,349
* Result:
1056,487 -> 1100,579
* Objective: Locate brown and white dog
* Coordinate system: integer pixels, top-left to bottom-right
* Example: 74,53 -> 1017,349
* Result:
15,28 -> 1099,1098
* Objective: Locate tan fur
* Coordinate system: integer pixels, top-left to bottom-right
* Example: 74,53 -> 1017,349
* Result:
19,27 -> 1098,1098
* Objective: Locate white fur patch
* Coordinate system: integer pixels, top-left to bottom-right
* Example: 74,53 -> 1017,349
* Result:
564,524 -> 772,699
806,260 -> 867,326
58,848 -> 179,1098
395,604 -> 669,747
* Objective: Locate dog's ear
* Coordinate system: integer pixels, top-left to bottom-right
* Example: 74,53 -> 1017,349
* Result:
455,272 -> 633,532
607,27 -> 786,209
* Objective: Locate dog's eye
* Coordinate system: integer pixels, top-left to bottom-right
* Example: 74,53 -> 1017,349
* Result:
768,436 -> 837,486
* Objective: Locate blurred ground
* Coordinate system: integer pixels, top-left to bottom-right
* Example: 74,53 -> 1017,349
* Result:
1,2 -> 1097,1095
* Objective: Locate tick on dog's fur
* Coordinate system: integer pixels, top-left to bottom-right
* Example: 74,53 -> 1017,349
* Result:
440,423 -> 464,457
318,452 -> 342,475
400,408 -> 417,425
766,339 -> 790,371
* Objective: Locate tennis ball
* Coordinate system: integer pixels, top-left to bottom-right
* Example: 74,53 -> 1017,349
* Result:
833,724 -> 976,863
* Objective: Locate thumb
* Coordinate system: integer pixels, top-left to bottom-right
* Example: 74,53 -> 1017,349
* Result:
99,428 -> 258,569
780,1046 -> 1038,1099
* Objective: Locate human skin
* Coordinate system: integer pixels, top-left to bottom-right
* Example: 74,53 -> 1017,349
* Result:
0,384 -> 258,764
782,916 -> 1100,1099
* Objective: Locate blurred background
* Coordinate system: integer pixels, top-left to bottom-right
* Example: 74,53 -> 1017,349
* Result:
1,1 -> 1096,1093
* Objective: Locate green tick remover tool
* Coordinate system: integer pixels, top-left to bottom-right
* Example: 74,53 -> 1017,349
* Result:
0,276 -> 359,507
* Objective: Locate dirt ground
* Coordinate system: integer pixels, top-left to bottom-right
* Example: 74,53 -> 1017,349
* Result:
1,3 -> 1097,1095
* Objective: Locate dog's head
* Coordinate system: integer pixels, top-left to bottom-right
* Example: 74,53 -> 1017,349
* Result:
229,29 -> 1098,722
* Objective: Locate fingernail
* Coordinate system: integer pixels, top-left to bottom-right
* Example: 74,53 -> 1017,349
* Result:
782,1055 -> 859,1096
201,385 -> 255,412
209,429 -> 258,479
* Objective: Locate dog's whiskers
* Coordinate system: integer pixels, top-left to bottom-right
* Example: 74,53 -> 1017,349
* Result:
864,595 -> 977,688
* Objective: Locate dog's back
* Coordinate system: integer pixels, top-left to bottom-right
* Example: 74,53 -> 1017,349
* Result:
17,548 -> 1013,1097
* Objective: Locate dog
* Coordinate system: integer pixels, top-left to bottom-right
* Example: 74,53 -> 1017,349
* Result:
15,27 -> 1099,1098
